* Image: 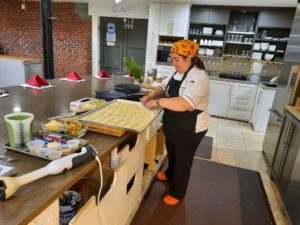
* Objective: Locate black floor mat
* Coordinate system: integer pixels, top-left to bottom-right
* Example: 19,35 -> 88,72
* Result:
131,159 -> 275,225
194,136 -> 213,159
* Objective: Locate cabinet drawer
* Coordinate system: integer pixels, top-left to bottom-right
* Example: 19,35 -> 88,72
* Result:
227,107 -> 252,121
28,199 -> 59,225
231,83 -> 257,97
229,95 -> 253,108
112,132 -> 147,181
70,162 -> 143,225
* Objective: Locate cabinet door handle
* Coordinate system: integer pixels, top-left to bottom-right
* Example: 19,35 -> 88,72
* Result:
228,86 -> 232,102
151,32 -> 154,55
283,122 -> 294,147
171,22 -> 174,34
257,91 -> 262,105
282,122 -> 291,146
168,23 -> 170,34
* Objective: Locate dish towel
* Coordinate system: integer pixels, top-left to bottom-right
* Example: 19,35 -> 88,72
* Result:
60,72 -> 85,82
93,69 -> 112,79
0,90 -> 10,98
19,75 -> 53,89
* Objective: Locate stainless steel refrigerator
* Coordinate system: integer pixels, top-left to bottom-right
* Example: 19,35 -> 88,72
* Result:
262,64 -> 300,174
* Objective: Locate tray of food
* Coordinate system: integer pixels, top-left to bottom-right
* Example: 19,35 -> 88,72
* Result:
77,99 -> 162,133
41,118 -> 88,138
3,131 -> 88,161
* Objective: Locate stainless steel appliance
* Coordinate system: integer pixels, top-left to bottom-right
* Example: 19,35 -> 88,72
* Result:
271,110 -> 300,225
262,64 -> 300,171
156,44 -> 172,64
219,72 -> 247,80
284,6 -> 300,63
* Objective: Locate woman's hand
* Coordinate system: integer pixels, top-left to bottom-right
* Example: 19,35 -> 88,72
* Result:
140,95 -> 151,106
140,86 -> 164,107
145,100 -> 159,110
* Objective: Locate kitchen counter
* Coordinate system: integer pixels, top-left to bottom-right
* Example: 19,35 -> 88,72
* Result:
0,76 -> 138,225
285,106 -> 300,122
208,75 -> 254,84
0,56 -> 43,88
0,55 -> 41,63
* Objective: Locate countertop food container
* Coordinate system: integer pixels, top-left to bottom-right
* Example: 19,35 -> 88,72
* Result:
47,149 -> 62,160
26,140 -> 45,154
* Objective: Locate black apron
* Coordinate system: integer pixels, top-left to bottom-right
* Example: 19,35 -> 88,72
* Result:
163,67 -> 203,146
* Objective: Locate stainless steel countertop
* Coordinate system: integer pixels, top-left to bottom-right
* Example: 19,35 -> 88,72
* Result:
0,76 -> 132,154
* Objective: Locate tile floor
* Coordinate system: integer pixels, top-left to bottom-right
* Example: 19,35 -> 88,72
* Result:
207,117 -> 289,225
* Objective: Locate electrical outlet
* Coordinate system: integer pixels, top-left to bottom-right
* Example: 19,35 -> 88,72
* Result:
21,4 -> 26,10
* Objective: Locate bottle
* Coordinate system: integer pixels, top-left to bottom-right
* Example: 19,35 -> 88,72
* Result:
200,39 -> 204,45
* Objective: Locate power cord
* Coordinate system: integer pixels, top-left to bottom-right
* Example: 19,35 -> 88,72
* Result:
89,144 -> 107,225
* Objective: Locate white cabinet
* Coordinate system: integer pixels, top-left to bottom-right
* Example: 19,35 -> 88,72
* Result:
209,80 -> 258,122
159,3 -> 190,37
251,86 -> 275,133
227,83 -> 257,122
28,199 -> 59,225
208,80 -> 232,117
145,3 -> 160,72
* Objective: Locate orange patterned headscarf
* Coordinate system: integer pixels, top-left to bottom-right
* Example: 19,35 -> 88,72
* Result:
170,40 -> 199,57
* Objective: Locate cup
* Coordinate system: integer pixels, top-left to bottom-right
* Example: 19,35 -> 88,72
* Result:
4,112 -> 34,148
26,140 -> 44,154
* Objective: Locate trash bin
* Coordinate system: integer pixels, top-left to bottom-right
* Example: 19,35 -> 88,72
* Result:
59,190 -> 81,225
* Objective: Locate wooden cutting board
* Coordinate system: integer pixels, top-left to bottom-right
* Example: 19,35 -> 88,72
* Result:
87,123 -> 127,137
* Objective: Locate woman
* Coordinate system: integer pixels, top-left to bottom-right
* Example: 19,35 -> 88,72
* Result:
141,40 -> 210,205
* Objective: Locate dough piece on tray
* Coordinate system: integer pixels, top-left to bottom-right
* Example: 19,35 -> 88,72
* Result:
81,101 -> 155,131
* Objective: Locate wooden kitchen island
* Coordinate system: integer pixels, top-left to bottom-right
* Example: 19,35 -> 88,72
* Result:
0,76 -> 165,225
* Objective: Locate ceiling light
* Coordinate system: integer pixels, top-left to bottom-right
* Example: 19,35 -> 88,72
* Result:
21,0 -> 26,10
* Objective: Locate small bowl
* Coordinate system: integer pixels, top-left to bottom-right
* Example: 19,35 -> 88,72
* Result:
47,142 -> 61,150
64,120 -> 87,138
61,144 -> 72,155
41,119 -> 66,133
264,53 -> 274,61
67,139 -> 80,150
26,140 -> 45,154
47,149 -> 62,160
36,148 -> 49,157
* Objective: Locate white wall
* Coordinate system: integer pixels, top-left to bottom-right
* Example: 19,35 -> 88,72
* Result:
89,2 -> 149,19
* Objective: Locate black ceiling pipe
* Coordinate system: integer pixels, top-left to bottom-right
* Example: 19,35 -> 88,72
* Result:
40,0 -> 54,79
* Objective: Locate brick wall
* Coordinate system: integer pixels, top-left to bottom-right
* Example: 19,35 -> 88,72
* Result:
0,0 -> 92,78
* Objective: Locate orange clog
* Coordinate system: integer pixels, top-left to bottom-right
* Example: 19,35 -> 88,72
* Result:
163,195 -> 180,205
156,172 -> 168,181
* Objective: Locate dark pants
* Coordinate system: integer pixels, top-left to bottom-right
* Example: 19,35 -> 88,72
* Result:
165,129 -> 207,199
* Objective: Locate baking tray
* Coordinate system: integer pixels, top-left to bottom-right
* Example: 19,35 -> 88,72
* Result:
78,99 -> 162,133
3,131 -> 88,161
